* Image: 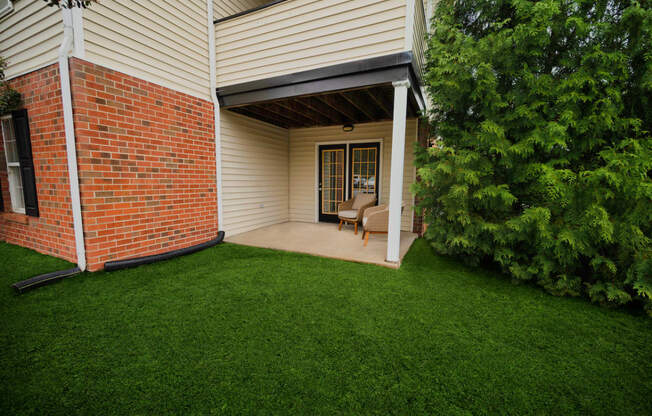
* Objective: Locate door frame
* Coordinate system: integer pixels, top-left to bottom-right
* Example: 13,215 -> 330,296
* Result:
318,143 -> 347,223
348,142 -> 381,203
314,138 -> 383,223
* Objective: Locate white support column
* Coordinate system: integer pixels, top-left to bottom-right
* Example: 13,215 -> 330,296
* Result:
386,79 -> 410,263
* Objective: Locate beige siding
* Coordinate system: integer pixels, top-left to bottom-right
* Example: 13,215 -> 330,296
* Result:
221,110 -> 290,236
214,0 -> 269,19
289,120 -> 417,231
83,0 -> 210,100
412,0 -> 427,80
216,0 -> 407,87
0,0 -> 62,79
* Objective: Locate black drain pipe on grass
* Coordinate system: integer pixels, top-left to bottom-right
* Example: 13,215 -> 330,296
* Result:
12,267 -> 82,293
12,232 -> 225,293
104,231 -> 225,272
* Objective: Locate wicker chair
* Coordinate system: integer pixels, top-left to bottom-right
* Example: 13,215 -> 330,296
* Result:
361,202 -> 406,246
337,193 -> 376,235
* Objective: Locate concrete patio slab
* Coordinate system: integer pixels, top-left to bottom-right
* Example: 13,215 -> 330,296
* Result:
225,222 -> 417,268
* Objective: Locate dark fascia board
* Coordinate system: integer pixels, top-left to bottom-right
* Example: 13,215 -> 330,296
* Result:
214,0 -> 288,24
219,66 -> 411,108
407,65 -> 426,112
217,52 -> 414,97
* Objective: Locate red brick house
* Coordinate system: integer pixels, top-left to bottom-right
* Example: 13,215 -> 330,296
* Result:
1,0 -> 431,271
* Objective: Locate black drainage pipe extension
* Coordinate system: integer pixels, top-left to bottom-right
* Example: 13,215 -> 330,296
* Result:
103,231 -> 225,272
12,267 -> 82,294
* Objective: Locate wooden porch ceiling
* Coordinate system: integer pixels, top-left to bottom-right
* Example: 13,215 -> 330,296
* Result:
228,84 -> 420,129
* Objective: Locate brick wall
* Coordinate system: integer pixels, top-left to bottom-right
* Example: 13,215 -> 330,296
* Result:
0,64 -> 77,262
69,58 -> 217,271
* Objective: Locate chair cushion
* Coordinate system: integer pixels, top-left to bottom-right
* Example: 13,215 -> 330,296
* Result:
352,193 -> 375,209
362,217 -> 368,226
338,210 -> 358,219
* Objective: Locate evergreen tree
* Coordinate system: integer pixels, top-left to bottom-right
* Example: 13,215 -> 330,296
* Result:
415,0 -> 652,314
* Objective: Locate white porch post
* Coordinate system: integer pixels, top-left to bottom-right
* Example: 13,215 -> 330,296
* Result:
386,79 -> 410,263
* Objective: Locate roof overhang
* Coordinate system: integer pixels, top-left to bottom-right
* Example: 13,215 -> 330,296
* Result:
217,52 -> 425,111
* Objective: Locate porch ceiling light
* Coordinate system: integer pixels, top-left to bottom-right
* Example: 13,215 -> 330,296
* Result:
343,124 -> 354,132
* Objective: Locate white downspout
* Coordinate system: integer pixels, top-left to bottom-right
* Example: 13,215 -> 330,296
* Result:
207,0 -> 223,231
59,8 -> 86,271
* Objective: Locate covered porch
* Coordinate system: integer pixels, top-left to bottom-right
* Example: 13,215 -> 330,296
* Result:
226,222 -> 417,268
217,53 -> 426,267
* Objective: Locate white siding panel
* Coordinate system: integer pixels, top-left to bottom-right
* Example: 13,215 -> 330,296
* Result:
0,0 -> 62,79
220,110 -> 289,236
83,0 -> 210,100
216,0 -> 407,87
289,120 -> 417,231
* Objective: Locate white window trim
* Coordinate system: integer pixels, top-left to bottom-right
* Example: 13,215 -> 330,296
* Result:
1,114 -> 26,214
0,0 -> 13,20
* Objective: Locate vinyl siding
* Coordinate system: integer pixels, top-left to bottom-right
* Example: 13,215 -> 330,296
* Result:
412,0 -> 427,80
83,0 -> 210,100
215,0 -> 407,87
214,0 -> 269,19
220,110 -> 290,236
0,0 -> 62,80
289,120 -> 417,231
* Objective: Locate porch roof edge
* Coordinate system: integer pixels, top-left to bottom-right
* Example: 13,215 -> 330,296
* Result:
217,52 -> 424,110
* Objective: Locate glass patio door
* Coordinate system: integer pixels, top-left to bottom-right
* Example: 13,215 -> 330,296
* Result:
318,144 -> 346,222
349,143 -> 380,200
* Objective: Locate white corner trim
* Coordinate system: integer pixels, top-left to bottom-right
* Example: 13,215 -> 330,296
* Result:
405,0 -> 416,51
207,0 -> 223,231
59,8 -> 86,271
71,7 -> 85,59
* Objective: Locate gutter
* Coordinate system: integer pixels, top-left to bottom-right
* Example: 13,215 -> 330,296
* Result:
207,0 -> 224,230
58,8 -> 87,271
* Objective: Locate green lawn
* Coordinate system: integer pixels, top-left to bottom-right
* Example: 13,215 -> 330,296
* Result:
1,240 -> 651,415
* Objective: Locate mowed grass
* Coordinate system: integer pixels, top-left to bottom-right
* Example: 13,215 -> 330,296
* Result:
0,240 -> 651,415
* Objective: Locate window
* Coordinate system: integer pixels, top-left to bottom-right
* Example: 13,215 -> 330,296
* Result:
0,0 -> 13,19
2,110 -> 38,216
2,115 -> 24,213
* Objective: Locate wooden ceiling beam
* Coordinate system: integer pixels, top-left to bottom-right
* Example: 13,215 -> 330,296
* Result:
273,100 -> 331,126
257,103 -> 313,127
295,97 -> 345,125
231,107 -> 289,129
248,105 -> 303,127
340,90 -> 379,121
363,88 -> 392,119
314,94 -> 360,122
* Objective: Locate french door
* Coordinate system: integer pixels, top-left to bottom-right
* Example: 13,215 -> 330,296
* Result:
318,144 -> 346,222
349,143 -> 380,199
318,142 -> 380,223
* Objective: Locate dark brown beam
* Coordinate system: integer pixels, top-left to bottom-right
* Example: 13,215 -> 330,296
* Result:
275,100 -> 332,126
248,105 -> 304,127
340,90 -> 378,121
314,94 -> 360,122
231,107 -> 288,129
261,102 -> 316,127
220,66 -> 409,107
407,92 -> 420,118
217,52 -> 412,96
295,97 -> 345,125
364,88 -> 392,119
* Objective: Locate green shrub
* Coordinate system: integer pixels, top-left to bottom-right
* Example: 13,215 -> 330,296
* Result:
414,0 -> 652,314
0,56 -> 21,115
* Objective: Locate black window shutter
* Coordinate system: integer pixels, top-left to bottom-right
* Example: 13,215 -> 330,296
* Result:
0,178 -> 4,212
12,109 -> 39,217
